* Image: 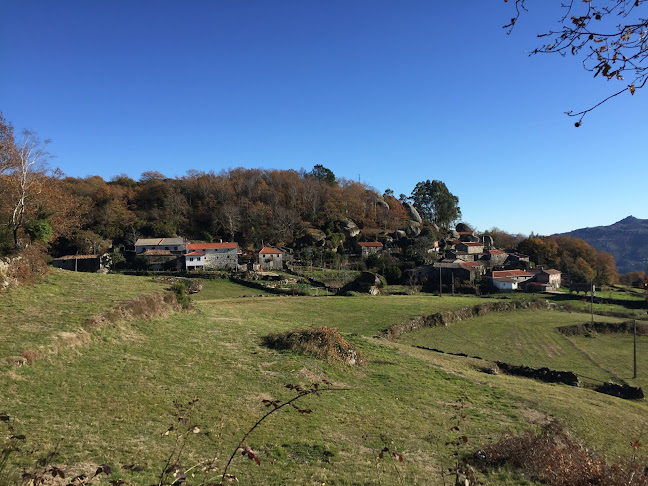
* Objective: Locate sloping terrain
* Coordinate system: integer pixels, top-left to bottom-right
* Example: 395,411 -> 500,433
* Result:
1,274 -> 647,485
561,215 -> 648,274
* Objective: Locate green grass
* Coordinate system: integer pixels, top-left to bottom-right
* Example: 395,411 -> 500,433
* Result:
0,269 -> 167,359
398,309 -> 648,386
2,272 -> 647,485
192,277 -> 276,300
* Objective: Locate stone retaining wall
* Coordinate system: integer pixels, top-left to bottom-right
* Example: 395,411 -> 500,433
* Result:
382,299 -> 555,339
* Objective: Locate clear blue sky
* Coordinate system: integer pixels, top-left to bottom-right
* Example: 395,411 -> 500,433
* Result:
1,1 -> 645,236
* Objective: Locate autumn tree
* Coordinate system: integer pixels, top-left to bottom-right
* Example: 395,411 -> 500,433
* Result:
0,112 -> 17,175
4,130 -> 52,248
506,0 -> 647,125
410,179 -> 461,229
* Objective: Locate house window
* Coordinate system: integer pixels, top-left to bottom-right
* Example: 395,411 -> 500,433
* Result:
190,257 -> 194,262
165,247 -> 169,250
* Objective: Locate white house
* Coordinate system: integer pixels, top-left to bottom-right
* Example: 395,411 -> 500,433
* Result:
257,247 -> 283,271
491,277 -> 518,292
184,251 -> 206,271
186,242 -> 238,269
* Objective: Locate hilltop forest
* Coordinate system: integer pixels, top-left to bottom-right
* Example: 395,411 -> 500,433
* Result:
0,113 -> 625,286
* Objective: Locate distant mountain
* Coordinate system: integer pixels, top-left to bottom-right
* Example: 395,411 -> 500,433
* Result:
560,216 -> 648,275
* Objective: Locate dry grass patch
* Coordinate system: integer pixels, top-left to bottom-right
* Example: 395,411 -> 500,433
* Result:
262,326 -> 367,365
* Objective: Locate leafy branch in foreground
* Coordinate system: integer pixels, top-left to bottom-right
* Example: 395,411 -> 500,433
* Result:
505,0 -> 647,125
218,380 -> 345,485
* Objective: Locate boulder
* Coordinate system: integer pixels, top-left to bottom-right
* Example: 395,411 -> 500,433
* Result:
405,221 -> 421,238
394,230 -> 407,239
340,218 -> 361,238
482,235 -> 494,248
456,222 -> 472,233
338,271 -> 385,295
402,202 -> 423,223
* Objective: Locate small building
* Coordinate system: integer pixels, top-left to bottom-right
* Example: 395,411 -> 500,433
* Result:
491,277 -> 519,292
141,249 -> 183,271
257,247 -> 284,271
485,249 -> 508,266
532,267 -> 562,289
455,242 -> 484,254
135,237 -> 186,254
186,242 -> 239,269
52,254 -> 105,272
185,251 -> 206,271
357,241 -> 383,258
489,269 -> 534,283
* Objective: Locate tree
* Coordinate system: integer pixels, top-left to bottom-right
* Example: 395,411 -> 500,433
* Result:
310,164 -> 336,185
506,0 -> 647,125
410,180 -> 461,229
0,112 -> 17,175
8,130 -> 52,248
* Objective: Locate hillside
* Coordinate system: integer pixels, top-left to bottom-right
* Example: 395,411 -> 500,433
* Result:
561,216 -> 648,274
2,272 -> 647,484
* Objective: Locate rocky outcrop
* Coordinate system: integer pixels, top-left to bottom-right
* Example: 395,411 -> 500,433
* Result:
402,202 -> 422,223
405,221 -> 421,237
456,222 -> 472,233
338,271 -> 384,295
340,218 -> 361,238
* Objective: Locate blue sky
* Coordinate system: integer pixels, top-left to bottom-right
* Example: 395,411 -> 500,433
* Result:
1,1 -> 645,236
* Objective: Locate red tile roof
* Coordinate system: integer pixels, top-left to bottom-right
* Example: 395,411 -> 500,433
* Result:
460,242 -> 483,247
187,242 -> 238,250
492,270 -> 533,278
358,242 -> 383,247
461,261 -> 483,267
185,251 -> 206,256
259,247 -> 282,254
488,250 -> 506,255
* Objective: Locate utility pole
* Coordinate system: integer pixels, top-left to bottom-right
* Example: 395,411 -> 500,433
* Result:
633,319 -> 638,379
439,266 -> 442,296
590,281 -> 594,325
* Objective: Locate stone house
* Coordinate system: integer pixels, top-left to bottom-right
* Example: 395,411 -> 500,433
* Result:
532,267 -> 562,289
135,237 -> 186,254
141,249 -> 183,270
357,241 -> 383,258
52,254 -> 106,272
257,247 -> 284,271
484,249 -> 508,267
455,242 -> 484,254
186,242 -> 239,269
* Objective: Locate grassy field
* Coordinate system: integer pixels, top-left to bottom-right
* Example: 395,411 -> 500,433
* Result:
0,269 -> 168,360
1,272 -> 647,485
398,309 -> 648,388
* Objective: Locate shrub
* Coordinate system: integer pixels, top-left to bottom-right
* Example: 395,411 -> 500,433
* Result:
262,326 -> 367,365
171,281 -> 191,309
476,422 -> 648,486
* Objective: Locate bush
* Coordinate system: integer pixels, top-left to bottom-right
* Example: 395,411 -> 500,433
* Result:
171,282 -> 191,309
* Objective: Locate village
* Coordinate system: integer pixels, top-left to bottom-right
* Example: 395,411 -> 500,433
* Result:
50,223 -> 564,294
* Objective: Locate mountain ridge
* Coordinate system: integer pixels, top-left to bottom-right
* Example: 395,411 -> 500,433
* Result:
558,216 -> 648,274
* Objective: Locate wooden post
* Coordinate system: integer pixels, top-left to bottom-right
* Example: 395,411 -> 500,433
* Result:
590,281 -> 594,325
439,266 -> 442,296
634,319 -> 638,379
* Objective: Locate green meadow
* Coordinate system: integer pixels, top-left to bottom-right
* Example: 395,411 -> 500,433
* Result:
1,273 -> 647,484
